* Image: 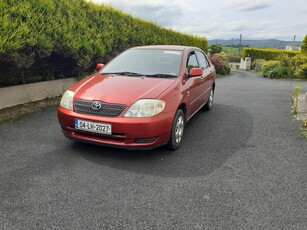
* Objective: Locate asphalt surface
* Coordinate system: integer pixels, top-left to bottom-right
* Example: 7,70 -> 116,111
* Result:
1,71 -> 307,229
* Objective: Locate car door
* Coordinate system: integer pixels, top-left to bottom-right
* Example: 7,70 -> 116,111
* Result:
183,51 -> 204,118
195,50 -> 214,107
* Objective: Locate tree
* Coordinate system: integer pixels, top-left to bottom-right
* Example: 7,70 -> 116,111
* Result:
209,45 -> 222,55
301,34 -> 307,54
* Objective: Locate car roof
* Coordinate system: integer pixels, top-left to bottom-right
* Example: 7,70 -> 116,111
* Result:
130,45 -> 200,51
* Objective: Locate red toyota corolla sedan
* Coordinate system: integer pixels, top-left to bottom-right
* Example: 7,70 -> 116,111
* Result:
58,45 -> 216,150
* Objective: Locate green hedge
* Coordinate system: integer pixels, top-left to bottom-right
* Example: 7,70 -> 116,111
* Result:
0,0 -> 208,87
242,48 -> 299,60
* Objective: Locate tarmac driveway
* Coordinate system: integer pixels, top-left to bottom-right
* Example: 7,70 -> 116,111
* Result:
0,71 -> 306,229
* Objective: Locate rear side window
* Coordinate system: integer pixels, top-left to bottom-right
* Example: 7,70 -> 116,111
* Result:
196,51 -> 210,69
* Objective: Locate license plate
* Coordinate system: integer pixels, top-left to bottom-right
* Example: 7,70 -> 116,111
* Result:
74,119 -> 112,135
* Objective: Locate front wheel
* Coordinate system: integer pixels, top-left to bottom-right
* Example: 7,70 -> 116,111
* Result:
166,109 -> 185,150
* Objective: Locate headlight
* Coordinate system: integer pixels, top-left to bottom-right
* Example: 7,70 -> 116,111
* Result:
124,99 -> 165,117
60,90 -> 74,110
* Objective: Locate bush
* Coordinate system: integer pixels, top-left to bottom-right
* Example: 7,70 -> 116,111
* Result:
276,53 -> 292,67
251,59 -> 263,71
250,39 -> 307,79
209,45 -> 222,55
0,0 -> 208,87
297,63 -> 307,79
301,34 -> 307,54
214,52 -> 228,62
209,53 -> 231,75
251,59 -> 266,72
290,54 -> 307,79
262,60 -> 290,79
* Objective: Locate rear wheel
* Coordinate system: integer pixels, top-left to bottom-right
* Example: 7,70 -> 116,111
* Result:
166,109 -> 185,150
203,88 -> 214,111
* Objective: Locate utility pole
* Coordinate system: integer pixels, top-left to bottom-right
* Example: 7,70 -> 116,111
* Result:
239,34 -> 242,53
293,35 -> 296,49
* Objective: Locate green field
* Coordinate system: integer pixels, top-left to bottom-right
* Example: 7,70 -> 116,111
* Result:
222,46 -> 240,52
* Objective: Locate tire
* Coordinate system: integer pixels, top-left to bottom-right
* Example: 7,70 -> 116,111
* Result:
166,109 -> 185,150
203,88 -> 214,111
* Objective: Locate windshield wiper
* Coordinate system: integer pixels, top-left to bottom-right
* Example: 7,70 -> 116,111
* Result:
100,71 -> 145,76
145,73 -> 177,78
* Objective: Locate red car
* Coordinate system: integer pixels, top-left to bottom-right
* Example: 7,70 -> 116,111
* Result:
58,45 -> 216,150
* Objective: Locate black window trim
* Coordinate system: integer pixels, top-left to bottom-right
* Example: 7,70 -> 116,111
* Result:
186,50 -> 200,69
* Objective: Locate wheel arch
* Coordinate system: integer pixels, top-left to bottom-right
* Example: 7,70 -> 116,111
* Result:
178,103 -> 187,119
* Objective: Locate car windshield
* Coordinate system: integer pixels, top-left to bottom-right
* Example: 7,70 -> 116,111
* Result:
100,49 -> 183,77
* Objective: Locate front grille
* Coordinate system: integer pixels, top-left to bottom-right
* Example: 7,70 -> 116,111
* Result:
74,100 -> 126,117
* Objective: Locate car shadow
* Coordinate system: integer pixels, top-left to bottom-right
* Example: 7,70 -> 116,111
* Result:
70,103 -> 253,178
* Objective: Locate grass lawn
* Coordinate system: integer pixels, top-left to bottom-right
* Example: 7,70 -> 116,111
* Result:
222,46 -> 240,52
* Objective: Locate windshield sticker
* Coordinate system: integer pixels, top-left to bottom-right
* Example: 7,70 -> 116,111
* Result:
163,51 -> 181,55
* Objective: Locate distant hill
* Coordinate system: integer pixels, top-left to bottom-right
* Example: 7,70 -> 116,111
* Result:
208,39 -> 303,49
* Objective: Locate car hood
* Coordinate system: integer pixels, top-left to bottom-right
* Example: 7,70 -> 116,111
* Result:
71,74 -> 177,106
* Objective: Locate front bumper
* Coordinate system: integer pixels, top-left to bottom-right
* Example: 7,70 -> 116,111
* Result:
57,106 -> 174,150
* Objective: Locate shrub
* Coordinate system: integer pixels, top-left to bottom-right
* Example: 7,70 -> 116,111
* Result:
298,63 -> 307,79
301,34 -> 307,54
214,52 -> 228,63
262,60 -> 290,79
209,45 -> 222,55
251,59 -> 266,72
209,54 -> 231,75
276,53 -> 292,67
250,38 -> 307,79
290,54 -> 307,79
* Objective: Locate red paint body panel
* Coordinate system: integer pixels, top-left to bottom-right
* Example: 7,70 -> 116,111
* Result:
73,74 -> 176,105
57,45 -> 216,150
58,106 -> 173,149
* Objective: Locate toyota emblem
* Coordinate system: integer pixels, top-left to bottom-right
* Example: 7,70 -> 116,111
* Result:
92,101 -> 102,110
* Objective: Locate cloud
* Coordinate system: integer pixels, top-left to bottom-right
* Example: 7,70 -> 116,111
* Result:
177,23 -> 221,35
223,0 -> 273,11
87,0 -> 306,41
185,19 -> 281,40
126,3 -> 184,27
299,6 -> 307,13
89,0 -> 183,26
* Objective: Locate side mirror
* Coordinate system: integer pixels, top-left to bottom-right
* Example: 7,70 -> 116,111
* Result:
96,63 -> 105,72
189,68 -> 203,77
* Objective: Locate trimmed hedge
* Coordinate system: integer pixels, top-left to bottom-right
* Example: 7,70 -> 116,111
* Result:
0,0 -> 208,87
242,48 -> 299,60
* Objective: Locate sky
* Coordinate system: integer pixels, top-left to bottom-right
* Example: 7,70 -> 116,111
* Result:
88,0 -> 307,41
